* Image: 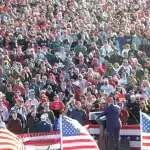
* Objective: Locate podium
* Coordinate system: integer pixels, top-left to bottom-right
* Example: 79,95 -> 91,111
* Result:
99,121 -> 107,150
93,114 -> 107,150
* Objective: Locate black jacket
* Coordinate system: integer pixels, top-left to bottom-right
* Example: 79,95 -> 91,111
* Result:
27,117 -> 39,133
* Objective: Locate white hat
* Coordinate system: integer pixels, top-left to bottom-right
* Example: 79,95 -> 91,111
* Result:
104,78 -> 108,82
130,95 -> 136,100
40,113 -> 48,120
73,81 -> 80,87
79,52 -> 84,57
0,92 -> 5,98
100,98 -> 106,104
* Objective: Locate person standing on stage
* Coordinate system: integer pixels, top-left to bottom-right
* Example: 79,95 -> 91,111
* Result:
97,97 -> 122,150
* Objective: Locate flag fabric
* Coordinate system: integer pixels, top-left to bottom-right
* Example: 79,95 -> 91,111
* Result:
140,111 -> 150,150
60,115 -> 99,150
0,129 -> 25,150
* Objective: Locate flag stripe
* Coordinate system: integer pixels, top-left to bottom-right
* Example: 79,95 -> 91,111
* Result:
142,136 -> 150,139
0,134 -> 24,149
0,129 -> 24,150
20,134 -> 60,142
63,135 -> 95,140
24,139 -> 60,145
142,143 -> 150,146
63,145 -> 99,150
0,130 -> 19,140
63,142 -> 98,147
89,128 -> 140,135
142,133 -> 150,136
142,140 -> 150,143
0,142 -> 21,150
63,139 -> 95,144
87,124 -> 140,129
0,145 -> 22,150
0,135 -> 22,145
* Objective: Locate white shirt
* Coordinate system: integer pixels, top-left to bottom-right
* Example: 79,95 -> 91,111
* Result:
101,45 -> 113,57
122,48 -> 130,55
74,79 -> 87,93
100,84 -> 114,95
60,35 -> 73,43
35,52 -> 45,60
55,49 -> 66,61
0,105 -> 9,121
18,107 -> 27,119
0,121 -> 6,129
119,78 -> 128,85
118,65 -> 132,76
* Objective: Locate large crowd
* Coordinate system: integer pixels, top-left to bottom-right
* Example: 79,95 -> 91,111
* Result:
0,0 -> 150,134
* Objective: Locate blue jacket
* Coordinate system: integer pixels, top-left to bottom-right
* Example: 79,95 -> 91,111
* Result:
98,104 -> 122,132
117,37 -> 125,49
53,118 -> 60,131
36,121 -> 51,133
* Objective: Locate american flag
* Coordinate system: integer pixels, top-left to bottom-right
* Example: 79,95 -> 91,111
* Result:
0,129 -> 25,150
60,116 -> 99,150
141,111 -> 150,150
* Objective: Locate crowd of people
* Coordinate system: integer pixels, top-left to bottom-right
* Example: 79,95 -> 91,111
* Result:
0,0 -> 150,134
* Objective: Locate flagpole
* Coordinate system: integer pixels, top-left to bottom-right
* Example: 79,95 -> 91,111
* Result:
60,115 -> 63,150
140,110 -> 143,150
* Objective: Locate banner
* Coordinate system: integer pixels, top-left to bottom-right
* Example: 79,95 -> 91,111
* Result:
18,125 -> 141,150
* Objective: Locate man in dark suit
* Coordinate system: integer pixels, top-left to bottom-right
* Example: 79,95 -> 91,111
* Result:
97,97 -> 122,150
69,101 -> 87,126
